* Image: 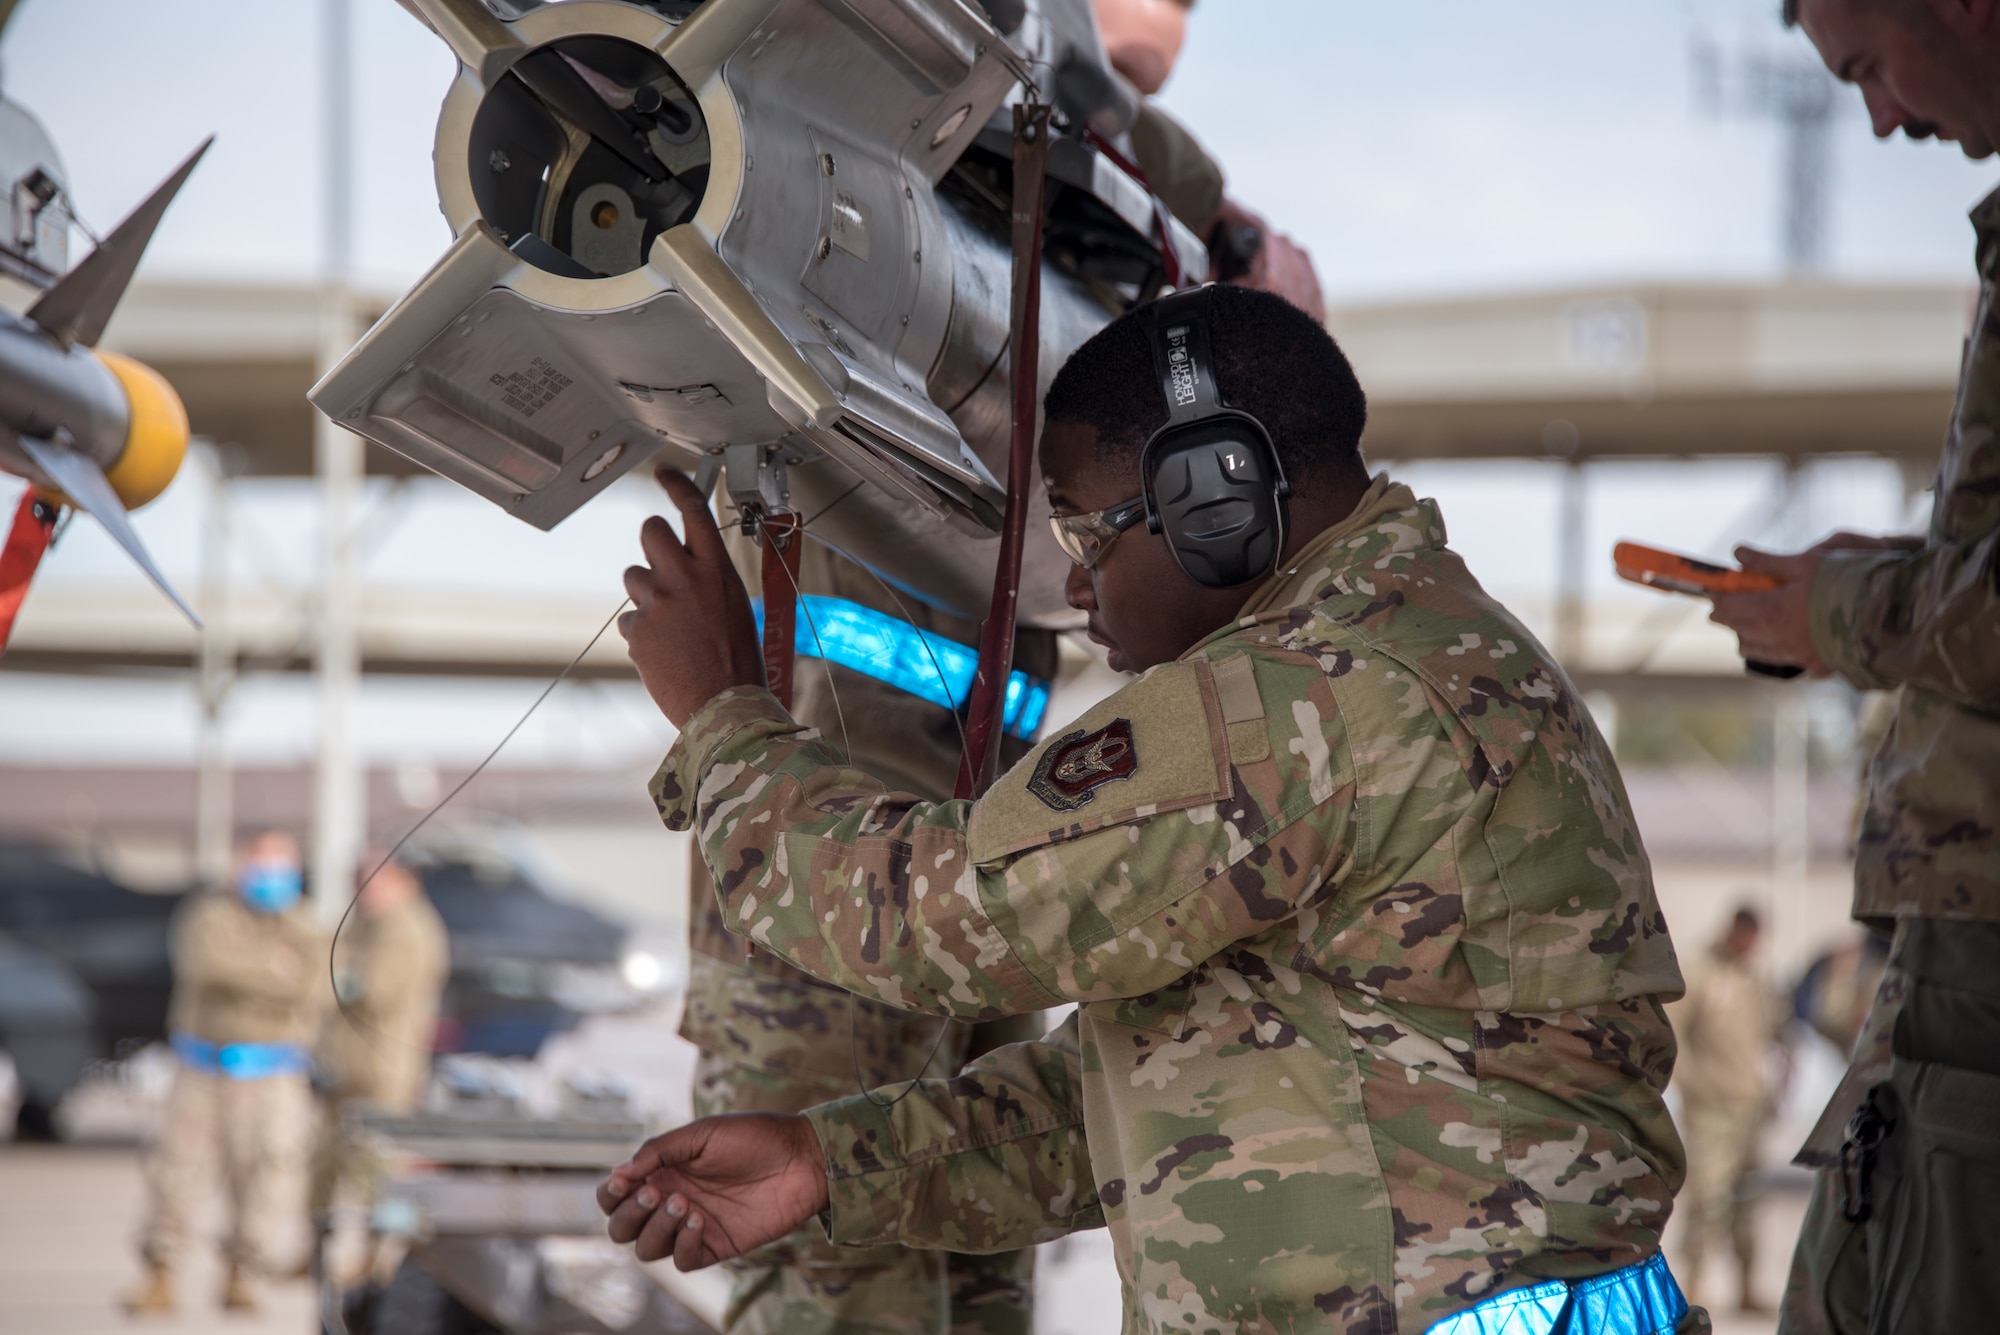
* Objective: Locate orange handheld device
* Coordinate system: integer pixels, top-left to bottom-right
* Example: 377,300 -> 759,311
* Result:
1612,542 -> 1804,679
1612,542 -> 1782,598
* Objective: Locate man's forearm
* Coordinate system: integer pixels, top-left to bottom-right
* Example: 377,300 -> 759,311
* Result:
1811,533 -> 2000,705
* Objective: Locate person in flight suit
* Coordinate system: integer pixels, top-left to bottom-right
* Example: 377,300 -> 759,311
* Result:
1669,908 -> 1781,1316
311,850 -> 449,1272
1095,0 -> 1326,319
124,830 -> 323,1317
1709,3 -> 2000,1331
606,285 -> 1703,1335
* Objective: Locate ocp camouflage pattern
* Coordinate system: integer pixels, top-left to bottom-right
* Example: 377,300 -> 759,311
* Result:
682,534 -> 1050,1335
1808,185 -> 2000,927
653,477 -> 1691,1334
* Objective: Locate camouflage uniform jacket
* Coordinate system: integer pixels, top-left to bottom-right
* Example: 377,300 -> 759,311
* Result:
1808,185 -> 2000,925
653,478 -> 1689,1334
167,890 -> 324,1048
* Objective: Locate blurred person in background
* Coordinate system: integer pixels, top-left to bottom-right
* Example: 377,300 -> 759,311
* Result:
122,830 -> 323,1318
1096,0 -> 1326,319
1670,906 -> 1782,1316
1708,1 -> 2000,1330
1793,930 -> 1891,1058
311,850 -> 449,1275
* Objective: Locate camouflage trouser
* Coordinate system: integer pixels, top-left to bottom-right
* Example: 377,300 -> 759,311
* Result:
309,1094 -> 397,1223
1778,917 -> 2000,1335
1676,1101 -> 1763,1287
138,1063 -> 312,1272
684,954 -> 1038,1335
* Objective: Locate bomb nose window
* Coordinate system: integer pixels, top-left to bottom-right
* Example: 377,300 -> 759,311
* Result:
467,35 -> 711,278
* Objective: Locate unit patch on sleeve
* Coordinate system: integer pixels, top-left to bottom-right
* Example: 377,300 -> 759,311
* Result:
1027,719 -> 1138,812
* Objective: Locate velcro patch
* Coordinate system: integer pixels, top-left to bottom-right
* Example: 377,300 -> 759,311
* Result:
1028,719 -> 1138,812
968,657 -> 1231,863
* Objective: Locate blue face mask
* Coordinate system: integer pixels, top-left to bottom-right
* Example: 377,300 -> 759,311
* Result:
239,863 -> 303,914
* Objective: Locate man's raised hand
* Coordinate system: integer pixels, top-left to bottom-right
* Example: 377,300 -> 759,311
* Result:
1708,532 -> 1919,676
598,1113 -> 831,1270
618,469 -> 766,727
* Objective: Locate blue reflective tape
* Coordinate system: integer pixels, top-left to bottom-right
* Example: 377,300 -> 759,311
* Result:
754,596 -> 1052,741
1425,1252 -> 1687,1335
171,1033 -> 310,1081
1564,1252 -> 1688,1335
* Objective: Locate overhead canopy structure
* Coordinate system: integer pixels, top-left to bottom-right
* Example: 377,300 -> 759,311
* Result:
1340,281 -> 1968,465
91,277 -> 1973,477
3,275 -> 1971,681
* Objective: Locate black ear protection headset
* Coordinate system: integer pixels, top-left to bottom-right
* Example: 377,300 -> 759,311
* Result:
1138,284 -> 1292,588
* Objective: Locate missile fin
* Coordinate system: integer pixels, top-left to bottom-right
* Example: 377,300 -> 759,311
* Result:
17,434 -> 200,628
26,137 -> 213,350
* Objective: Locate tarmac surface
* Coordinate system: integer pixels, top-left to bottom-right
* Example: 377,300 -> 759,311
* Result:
0,1142 -> 1813,1335
0,1142 -> 317,1335
0,1005 -> 1819,1335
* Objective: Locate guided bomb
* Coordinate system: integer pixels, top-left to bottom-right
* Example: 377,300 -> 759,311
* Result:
310,0 -> 1202,623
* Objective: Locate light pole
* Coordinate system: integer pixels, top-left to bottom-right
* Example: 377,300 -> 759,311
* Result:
313,0 -> 365,922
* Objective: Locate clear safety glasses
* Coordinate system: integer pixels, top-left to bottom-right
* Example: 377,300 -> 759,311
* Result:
1048,496 -> 1148,570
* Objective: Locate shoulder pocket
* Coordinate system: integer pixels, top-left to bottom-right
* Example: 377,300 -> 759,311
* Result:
967,658 -> 1232,864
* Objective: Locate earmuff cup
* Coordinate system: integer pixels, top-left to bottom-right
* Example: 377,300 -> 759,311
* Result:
1140,287 -> 1290,589
1143,416 -> 1286,589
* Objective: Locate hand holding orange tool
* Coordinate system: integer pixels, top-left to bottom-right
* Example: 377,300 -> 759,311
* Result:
1611,541 -> 1803,678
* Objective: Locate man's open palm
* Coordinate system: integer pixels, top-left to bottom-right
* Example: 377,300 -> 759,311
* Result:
598,1113 -> 830,1269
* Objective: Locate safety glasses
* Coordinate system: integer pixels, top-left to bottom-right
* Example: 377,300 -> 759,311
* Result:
1048,496 -> 1148,569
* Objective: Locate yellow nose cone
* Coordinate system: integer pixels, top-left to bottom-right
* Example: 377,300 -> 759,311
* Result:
94,350 -> 189,510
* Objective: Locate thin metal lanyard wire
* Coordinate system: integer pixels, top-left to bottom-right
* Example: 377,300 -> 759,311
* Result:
325,597 -> 632,1047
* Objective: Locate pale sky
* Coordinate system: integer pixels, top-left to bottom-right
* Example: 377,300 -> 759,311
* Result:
2,0 -> 1995,297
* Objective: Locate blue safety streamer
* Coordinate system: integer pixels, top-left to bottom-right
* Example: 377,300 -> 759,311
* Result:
1424,1252 -> 1688,1335
753,596 -> 1051,741
170,1033 -> 311,1082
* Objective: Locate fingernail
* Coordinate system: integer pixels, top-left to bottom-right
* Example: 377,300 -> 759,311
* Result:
636,1187 -> 659,1210
665,1194 -> 686,1218
687,1214 -> 702,1231
606,1178 -> 626,1198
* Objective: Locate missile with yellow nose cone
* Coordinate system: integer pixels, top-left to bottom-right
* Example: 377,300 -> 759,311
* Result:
0,138 -> 210,647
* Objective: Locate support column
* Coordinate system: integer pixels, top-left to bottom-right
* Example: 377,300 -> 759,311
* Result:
313,297 -> 365,921
1554,458 -> 1587,667
194,440 -> 235,890
312,0 -> 362,921
1772,687 -> 1811,971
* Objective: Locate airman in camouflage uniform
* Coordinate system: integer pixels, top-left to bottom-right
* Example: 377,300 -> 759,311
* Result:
605,287 -> 1700,1333
1711,6 -> 2000,1332
678,1 -> 1321,1323
641,473 -> 1692,1333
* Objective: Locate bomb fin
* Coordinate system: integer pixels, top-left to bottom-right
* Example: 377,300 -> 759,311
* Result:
27,137 -> 212,349
17,434 -> 199,627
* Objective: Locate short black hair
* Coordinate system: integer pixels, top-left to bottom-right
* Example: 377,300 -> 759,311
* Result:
1042,284 -> 1368,492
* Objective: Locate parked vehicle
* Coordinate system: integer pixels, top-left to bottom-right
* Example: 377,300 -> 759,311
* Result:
0,839 -> 639,1138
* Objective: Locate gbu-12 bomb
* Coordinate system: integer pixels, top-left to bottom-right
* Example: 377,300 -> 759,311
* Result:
311,0 -> 1202,623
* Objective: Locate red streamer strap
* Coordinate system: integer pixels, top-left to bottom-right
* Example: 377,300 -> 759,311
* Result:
0,491 -> 57,654
956,103 -> 1053,800
760,516 -> 804,712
